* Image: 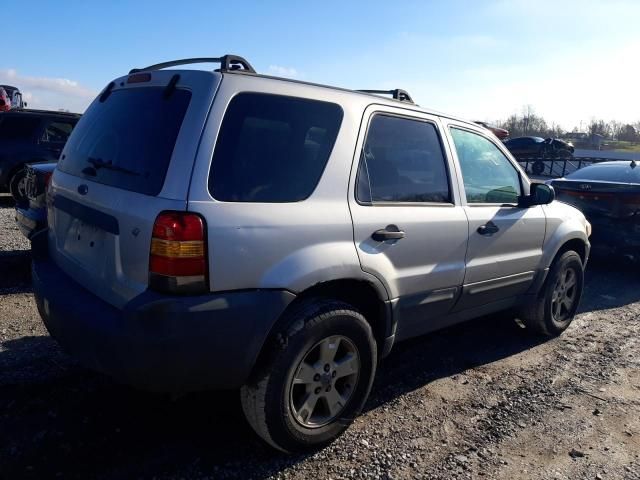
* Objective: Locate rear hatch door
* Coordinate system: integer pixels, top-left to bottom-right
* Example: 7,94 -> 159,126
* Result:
47,70 -> 220,308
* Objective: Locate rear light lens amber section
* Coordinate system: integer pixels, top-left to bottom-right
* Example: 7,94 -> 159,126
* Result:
149,212 -> 208,294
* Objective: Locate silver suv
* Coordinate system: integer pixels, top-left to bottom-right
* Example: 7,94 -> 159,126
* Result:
32,55 -> 591,453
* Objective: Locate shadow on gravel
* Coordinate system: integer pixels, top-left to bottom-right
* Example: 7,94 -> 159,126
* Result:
0,263 -> 638,478
0,251 -> 31,288
580,254 -> 640,312
367,315 -> 541,412
0,317 -> 544,479
0,194 -> 14,208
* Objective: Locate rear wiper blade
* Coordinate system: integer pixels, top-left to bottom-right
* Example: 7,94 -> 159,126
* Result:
164,74 -> 180,99
86,157 -> 140,176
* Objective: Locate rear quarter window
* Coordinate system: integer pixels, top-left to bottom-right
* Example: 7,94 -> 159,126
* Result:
57,87 -> 191,196
209,93 -> 343,202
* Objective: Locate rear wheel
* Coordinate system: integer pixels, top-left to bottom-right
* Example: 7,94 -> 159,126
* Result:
240,299 -> 377,453
9,169 -> 28,205
519,250 -> 584,336
531,160 -> 545,175
555,148 -> 573,159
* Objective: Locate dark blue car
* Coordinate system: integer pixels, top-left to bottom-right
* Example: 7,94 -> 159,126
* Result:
14,162 -> 56,238
550,160 -> 640,259
0,109 -> 79,203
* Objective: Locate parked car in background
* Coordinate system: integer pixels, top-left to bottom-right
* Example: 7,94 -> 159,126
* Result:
33,54 -> 590,453
15,162 -> 55,238
473,121 -> 509,140
0,84 -> 26,109
505,136 -> 575,158
0,87 -> 10,112
0,109 -> 80,203
550,160 -> 640,260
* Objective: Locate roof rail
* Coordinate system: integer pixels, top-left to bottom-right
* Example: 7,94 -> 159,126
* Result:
356,89 -> 414,104
129,54 -> 256,74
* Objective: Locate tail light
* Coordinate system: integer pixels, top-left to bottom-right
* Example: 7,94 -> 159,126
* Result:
45,172 -> 54,208
619,194 -> 640,217
149,211 -> 208,294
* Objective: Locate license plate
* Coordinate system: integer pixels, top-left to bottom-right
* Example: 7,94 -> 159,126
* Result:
63,219 -> 107,269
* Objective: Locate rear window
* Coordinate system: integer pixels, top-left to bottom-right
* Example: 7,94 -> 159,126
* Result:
0,115 -> 41,140
209,93 -> 343,202
57,87 -> 191,196
41,120 -> 76,143
568,163 -> 640,183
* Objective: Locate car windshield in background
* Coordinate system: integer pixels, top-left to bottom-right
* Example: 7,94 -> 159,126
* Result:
209,93 -> 343,202
57,87 -> 191,196
568,163 -> 640,183
0,116 -> 41,140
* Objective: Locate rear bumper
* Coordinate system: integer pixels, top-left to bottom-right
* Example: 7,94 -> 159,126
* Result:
32,237 -> 295,392
15,206 -> 46,239
589,220 -> 640,257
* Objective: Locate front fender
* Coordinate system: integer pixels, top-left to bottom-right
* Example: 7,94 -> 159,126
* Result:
541,201 -> 590,269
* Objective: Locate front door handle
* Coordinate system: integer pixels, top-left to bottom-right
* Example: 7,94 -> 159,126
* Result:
372,225 -> 405,241
477,221 -> 499,236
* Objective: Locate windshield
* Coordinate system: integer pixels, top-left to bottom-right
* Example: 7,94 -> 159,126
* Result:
57,87 -> 191,196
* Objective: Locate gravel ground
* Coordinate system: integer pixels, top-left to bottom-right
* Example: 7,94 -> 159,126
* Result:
0,198 -> 639,479
0,194 -> 30,253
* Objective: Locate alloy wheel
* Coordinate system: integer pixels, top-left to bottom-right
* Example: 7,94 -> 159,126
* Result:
289,335 -> 360,428
551,266 -> 578,322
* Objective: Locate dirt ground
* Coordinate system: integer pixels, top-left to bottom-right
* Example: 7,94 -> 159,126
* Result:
0,196 -> 638,480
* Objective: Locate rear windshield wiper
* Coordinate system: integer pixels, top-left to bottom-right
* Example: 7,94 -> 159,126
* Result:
83,157 -> 140,176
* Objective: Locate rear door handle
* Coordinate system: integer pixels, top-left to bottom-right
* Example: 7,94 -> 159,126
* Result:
372,225 -> 405,241
477,221 -> 499,236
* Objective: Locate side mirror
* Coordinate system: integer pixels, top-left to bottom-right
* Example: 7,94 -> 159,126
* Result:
519,183 -> 555,207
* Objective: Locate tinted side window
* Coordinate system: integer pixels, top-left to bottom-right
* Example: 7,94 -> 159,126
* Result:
357,114 -> 450,203
41,120 -> 76,143
0,115 -> 41,140
209,93 -> 343,202
450,128 -> 521,204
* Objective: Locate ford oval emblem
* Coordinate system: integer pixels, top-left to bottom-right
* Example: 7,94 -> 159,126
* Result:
77,184 -> 89,195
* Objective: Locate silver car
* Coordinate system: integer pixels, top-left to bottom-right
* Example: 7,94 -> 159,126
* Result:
32,55 -> 591,453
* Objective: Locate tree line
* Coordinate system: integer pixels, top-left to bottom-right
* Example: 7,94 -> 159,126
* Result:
494,105 -> 640,142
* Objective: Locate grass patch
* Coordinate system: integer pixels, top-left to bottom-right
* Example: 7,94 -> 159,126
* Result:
605,141 -> 640,152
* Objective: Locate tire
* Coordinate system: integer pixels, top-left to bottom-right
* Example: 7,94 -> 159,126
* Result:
240,299 -> 377,453
519,250 -> 584,336
9,168 -> 28,205
531,160 -> 545,176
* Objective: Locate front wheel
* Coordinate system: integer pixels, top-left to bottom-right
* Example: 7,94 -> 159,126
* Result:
240,299 -> 377,453
519,250 -> 584,336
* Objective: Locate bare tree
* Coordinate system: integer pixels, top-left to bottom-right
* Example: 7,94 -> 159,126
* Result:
609,120 -> 623,140
618,124 -> 639,142
497,105 -> 549,137
587,119 -> 610,137
494,106 -> 640,143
